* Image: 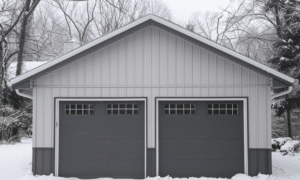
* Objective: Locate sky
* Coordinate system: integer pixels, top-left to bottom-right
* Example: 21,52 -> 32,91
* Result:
163,0 -> 232,25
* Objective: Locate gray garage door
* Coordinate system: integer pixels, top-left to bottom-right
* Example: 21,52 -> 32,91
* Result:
159,101 -> 244,178
59,101 -> 145,178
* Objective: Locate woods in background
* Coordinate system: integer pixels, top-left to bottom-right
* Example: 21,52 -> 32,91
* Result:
1,0 -> 300,139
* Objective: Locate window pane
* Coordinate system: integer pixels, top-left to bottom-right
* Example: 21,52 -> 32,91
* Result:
213,110 -> 219,114
120,104 -> 125,108
227,104 -> 232,108
191,110 -> 196,114
208,110 -> 212,114
170,104 -> 175,108
134,110 -> 138,114
208,104 -> 212,108
165,104 -> 169,108
77,105 -> 82,109
177,110 -> 183,114
71,105 -> 76,109
213,104 -> 219,108
227,110 -> 232,114
90,104 -> 94,109
220,104 -> 226,108
71,110 -> 76,115
165,110 -> 169,114
134,104 -> 138,108
84,110 -> 89,115
233,104 -> 238,108
177,104 -> 183,108
184,110 -> 191,114
127,104 -> 132,108
220,110 -> 226,114
107,110 -> 111,114
107,104 -> 111,108
77,110 -> 82,115
113,110 -> 118,114
184,104 -> 190,108
233,110 -> 238,114
113,104 -> 118,108
66,105 -> 69,109
170,110 -> 176,114
120,110 -> 125,114
191,104 -> 195,108
66,110 -> 69,115
127,110 -> 132,114
90,110 -> 94,115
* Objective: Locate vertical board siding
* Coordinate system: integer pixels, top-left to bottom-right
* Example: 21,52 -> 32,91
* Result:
34,25 -> 271,149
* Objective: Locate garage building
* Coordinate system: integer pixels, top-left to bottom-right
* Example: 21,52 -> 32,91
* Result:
10,15 -> 295,179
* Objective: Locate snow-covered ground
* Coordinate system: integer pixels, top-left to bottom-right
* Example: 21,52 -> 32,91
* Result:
1,138 -> 300,180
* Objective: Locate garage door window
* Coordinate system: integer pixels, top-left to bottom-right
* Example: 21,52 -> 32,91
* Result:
164,103 -> 196,115
207,103 -> 238,115
106,104 -> 139,115
65,104 -> 94,115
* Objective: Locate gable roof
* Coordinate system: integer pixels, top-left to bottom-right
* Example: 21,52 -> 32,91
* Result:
10,14 -> 295,89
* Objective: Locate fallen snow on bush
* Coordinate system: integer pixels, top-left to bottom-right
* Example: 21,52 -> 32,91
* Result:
280,140 -> 300,153
1,138 -> 300,180
272,137 -> 292,146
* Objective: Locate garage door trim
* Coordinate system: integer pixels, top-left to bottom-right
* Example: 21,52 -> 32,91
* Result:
55,98 -> 147,178
155,98 -> 248,176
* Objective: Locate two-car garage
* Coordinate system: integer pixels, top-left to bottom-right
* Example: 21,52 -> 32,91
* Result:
56,98 -> 246,179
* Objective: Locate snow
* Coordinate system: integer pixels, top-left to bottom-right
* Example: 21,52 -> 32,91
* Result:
0,138 -> 32,180
7,61 -> 47,80
280,140 -> 300,152
1,138 -> 300,180
272,137 -> 292,146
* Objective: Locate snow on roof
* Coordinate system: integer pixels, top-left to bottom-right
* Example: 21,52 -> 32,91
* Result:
7,61 -> 47,80
10,14 -> 295,88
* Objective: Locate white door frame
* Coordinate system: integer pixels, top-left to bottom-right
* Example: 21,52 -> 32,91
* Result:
55,98 -> 147,178
155,98 -> 248,176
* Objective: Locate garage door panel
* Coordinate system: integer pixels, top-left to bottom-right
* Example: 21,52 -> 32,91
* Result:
159,101 -> 244,178
160,121 -> 243,139
160,140 -> 243,159
160,159 -> 244,178
60,122 -> 144,137
59,101 -> 145,178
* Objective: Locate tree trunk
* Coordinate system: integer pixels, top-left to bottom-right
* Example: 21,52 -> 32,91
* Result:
286,108 -> 293,138
274,5 -> 282,39
16,0 -> 31,76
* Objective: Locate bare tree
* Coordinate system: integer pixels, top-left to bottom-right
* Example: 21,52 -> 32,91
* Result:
16,0 -> 41,76
0,1 -> 26,88
49,0 -> 97,45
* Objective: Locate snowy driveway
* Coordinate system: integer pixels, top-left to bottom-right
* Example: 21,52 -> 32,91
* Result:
0,138 -> 300,180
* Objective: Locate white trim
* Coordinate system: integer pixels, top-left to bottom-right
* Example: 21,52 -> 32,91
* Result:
155,98 -> 248,176
55,98 -> 147,178
11,14 -> 294,86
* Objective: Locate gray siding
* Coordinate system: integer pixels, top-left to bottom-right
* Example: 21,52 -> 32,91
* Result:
32,25 -> 271,149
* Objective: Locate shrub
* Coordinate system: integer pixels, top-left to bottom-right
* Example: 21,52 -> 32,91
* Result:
0,110 -> 32,143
